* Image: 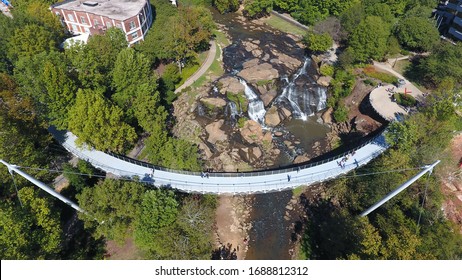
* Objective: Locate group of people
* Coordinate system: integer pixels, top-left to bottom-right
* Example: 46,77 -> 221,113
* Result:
200,172 -> 210,178
337,151 -> 356,169
386,87 -> 396,94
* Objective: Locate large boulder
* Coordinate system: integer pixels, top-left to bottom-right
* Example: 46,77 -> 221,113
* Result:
269,49 -> 302,71
205,120 -> 227,144
265,106 -> 281,127
201,97 -> 227,108
317,76 -> 332,87
243,40 -> 263,57
264,106 -> 293,127
293,154 -> 310,164
261,88 -> 278,106
321,107 -> 333,124
239,63 -> 279,84
240,120 -> 263,144
218,76 -> 244,95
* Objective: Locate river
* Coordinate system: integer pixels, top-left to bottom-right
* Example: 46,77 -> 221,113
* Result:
211,10 -> 329,259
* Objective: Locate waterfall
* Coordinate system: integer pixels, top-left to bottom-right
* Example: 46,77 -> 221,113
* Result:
276,57 -> 327,120
226,101 -> 239,120
238,78 -> 267,125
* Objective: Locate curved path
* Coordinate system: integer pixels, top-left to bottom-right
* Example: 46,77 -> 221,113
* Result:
369,62 -> 425,121
52,129 -> 389,195
174,40 -> 217,93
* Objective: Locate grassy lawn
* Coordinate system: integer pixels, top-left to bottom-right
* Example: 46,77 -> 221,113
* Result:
263,15 -> 306,37
292,186 -> 306,197
392,60 -> 411,76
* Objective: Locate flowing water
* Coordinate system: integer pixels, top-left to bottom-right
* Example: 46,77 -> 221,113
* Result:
212,10 -> 330,259
239,78 -> 267,125
276,57 -> 327,120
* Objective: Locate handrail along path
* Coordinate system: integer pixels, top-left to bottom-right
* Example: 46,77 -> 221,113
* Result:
51,127 -> 389,194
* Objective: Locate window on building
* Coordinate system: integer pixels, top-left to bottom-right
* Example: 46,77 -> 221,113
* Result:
80,16 -> 86,24
84,27 -> 90,33
68,14 -> 75,22
71,24 -> 78,32
139,13 -> 145,23
94,19 -> 99,26
129,21 -> 136,30
131,32 -> 138,39
106,21 -> 112,28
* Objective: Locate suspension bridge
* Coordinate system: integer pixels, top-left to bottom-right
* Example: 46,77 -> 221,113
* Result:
46,128 -> 389,194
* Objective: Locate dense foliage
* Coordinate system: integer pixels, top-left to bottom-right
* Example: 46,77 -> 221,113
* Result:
77,180 -> 217,259
302,32 -> 333,54
0,0 -> 215,260
302,101 -> 462,259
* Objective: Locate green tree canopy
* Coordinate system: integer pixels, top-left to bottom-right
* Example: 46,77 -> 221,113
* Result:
6,24 -> 58,62
0,187 -> 62,259
67,88 -> 137,153
348,16 -> 391,62
66,28 -> 127,89
14,51 -> 76,129
77,180 -> 146,243
134,189 -> 179,251
416,42 -> 462,87
213,0 -> 239,14
303,32 -> 333,53
395,17 -> 440,52
111,48 -> 165,126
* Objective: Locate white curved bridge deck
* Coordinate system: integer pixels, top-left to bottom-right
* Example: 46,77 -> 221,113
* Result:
55,130 -> 389,194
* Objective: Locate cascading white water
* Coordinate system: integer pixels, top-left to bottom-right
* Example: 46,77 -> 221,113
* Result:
239,78 -> 267,125
227,101 -> 239,120
276,57 -> 327,120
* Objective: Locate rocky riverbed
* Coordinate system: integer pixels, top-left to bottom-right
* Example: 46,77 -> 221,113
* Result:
172,11 -> 338,172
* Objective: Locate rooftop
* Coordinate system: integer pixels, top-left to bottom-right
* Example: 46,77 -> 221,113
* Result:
51,0 -> 148,21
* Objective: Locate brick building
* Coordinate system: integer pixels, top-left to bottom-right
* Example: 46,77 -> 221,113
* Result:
51,0 -> 153,45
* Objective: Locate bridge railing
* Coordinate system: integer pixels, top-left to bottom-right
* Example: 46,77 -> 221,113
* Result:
105,128 -> 388,178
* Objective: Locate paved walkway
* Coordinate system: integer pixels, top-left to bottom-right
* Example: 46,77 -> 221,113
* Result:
369,62 -> 425,121
53,129 -> 388,195
175,40 -> 217,93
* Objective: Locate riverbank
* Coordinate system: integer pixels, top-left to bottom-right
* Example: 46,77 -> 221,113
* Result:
214,195 -> 253,259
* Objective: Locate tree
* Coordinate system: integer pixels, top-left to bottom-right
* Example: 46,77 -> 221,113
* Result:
66,28 -> 127,89
416,42 -> 462,87
348,16 -> 391,62
67,88 -> 137,153
395,17 -> 440,52
6,24 -> 57,62
14,51 -> 77,128
0,187 -> 63,259
213,0 -> 239,14
303,32 -> 333,54
111,48 -> 165,126
340,3 -> 365,34
76,180 -> 146,243
140,6 -> 214,73
134,189 -> 179,251
243,0 -> 273,19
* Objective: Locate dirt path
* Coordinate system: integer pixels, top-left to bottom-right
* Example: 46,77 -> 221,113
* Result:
175,40 -> 217,93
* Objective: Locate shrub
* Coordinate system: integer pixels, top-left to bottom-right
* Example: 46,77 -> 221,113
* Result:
303,32 -> 333,54
363,79 -> 377,86
333,104 -> 349,122
393,93 -> 417,107
363,66 -> 398,84
320,64 -> 334,76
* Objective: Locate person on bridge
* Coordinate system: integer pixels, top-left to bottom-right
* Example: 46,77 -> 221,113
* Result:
287,175 -> 291,182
